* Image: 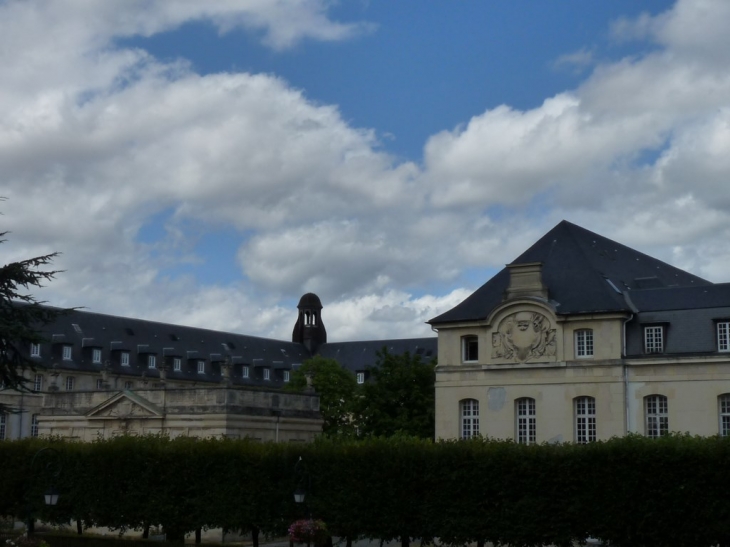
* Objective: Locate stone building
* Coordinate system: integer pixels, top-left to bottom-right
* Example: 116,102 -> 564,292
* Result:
430,220 -> 730,443
0,293 -> 436,441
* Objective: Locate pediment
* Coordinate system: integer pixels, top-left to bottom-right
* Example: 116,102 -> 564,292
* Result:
86,391 -> 164,420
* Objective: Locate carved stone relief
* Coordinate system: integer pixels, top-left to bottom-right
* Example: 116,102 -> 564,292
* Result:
491,311 -> 556,362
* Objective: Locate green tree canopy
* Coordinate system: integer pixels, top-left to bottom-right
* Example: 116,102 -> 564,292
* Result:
286,355 -> 359,437
0,229 -> 63,398
354,348 -> 435,439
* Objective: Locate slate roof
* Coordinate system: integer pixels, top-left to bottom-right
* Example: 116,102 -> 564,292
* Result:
429,220 -> 711,325
627,283 -> 730,312
27,307 -> 436,386
317,338 -> 437,373
31,308 -> 311,388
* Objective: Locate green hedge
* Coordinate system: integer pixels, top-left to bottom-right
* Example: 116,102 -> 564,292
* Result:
2,434 -> 730,547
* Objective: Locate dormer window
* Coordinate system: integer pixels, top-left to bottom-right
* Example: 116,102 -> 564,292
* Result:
356,372 -> 365,384
120,352 -> 130,367
283,370 -> 290,383
197,360 -> 205,374
644,326 -> 664,354
30,343 -> 41,357
461,335 -> 479,363
263,368 -> 271,381
242,366 -> 250,379
62,345 -> 72,361
173,357 -> 182,371
147,355 -> 157,369
92,348 -> 102,364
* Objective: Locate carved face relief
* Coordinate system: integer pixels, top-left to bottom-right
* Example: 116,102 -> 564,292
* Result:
492,311 -> 556,362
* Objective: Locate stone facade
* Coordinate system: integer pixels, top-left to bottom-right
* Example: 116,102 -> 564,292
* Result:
39,387 -> 321,442
430,221 -> 730,443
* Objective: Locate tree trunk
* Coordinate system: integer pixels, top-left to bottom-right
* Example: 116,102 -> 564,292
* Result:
252,526 -> 260,547
401,535 -> 409,547
77,519 -> 83,535
195,528 -> 201,544
143,524 -> 150,539
345,537 -> 353,547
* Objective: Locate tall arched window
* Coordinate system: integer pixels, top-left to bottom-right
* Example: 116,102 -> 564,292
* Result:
574,396 -> 596,443
515,398 -> 536,444
719,394 -> 730,437
460,399 -> 479,439
645,395 -> 668,438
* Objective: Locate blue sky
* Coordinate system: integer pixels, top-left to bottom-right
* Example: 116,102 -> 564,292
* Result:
122,1 -> 672,161
3,0 -> 730,341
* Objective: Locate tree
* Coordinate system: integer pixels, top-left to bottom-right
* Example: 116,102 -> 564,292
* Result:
0,229 -> 63,396
354,348 -> 435,439
286,355 -> 359,437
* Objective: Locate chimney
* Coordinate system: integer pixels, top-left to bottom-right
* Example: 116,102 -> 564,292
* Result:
504,262 -> 548,300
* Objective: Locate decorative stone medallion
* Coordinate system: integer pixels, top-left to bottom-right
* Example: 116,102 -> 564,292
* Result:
491,311 -> 556,362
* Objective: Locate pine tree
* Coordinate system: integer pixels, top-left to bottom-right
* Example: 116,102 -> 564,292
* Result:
0,230 -> 64,400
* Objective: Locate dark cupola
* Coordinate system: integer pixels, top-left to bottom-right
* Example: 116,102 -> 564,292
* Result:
292,293 -> 327,354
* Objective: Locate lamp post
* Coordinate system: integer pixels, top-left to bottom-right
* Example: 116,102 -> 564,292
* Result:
27,447 -> 61,536
293,456 -> 310,508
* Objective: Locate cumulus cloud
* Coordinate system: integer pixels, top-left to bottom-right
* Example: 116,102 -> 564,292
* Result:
4,0 -> 730,342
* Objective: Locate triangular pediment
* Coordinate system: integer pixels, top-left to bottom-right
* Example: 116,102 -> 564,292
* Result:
86,391 -> 164,420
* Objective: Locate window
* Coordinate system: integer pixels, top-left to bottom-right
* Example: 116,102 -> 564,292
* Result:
356,372 -> 365,384
718,322 -> 730,352
197,360 -> 205,374
30,343 -> 41,357
65,376 -> 75,391
173,357 -> 181,371
462,335 -> 479,362
644,326 -> 664,353
283,370 -> 290,383
121,352 -> 130,367
242,366 -> 250,379
147,355 -> 156,369
574,396 -> 596,443
645,395 -> 668,438
124,381 -> 133,390
0,414 -> 5,440
96,379 -> 104,390
31,414 -> 39,438
62,345 -> 72,360
460,399 -> 479,439
263,368 -> 271,381
720,395 -> 730,437
92,348 -> 102,363
575,329 -> 594,358
516,398 -> 536,445
33,374 -> 43,392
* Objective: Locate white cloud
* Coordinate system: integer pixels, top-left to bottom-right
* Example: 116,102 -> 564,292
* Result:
4,0 -> 730,343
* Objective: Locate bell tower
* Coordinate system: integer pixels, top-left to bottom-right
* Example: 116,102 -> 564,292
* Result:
292,293 -> 327,354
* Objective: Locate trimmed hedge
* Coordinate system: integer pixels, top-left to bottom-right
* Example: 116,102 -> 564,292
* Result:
2,434 -> 730,547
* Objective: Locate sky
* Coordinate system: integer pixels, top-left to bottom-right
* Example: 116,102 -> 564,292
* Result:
3,0 -> 730,342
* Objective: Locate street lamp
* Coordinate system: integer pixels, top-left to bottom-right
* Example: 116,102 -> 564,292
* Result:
293,456 -> 310,506
293,487 -> 306,504
27,447 -> 61,536
43,487 -> 60,506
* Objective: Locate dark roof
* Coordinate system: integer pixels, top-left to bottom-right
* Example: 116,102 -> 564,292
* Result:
627,283 -> 730,312
317,337 -> 437,372
429,220 -> 710,324
35,308 -> 312,387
